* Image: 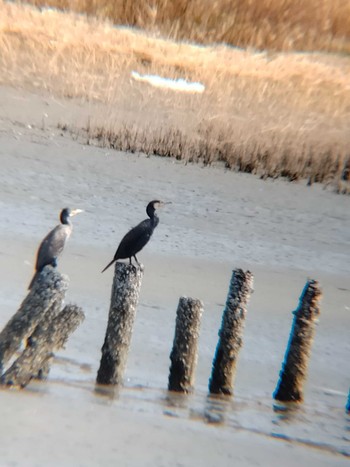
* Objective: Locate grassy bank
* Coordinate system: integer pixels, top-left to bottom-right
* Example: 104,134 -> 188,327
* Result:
23,0 -> 350,53
1,2 -> 350,188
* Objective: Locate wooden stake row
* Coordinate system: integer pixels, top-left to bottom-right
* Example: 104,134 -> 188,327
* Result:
1,262 -> 345,409
96,263 -> 333,406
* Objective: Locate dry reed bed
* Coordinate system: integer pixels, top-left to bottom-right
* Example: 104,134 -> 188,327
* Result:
24,0 -> 350,53
1,2 -> 350,186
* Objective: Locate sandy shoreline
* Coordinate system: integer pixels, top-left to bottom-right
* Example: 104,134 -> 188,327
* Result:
0,85 -> 349,466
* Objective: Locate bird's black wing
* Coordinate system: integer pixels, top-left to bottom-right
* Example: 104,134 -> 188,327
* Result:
115,219 -> 153,260
35,224 -> 71,271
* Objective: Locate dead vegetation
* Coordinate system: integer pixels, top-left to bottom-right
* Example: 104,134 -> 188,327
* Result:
23,0 -> 350,53
1,1 -> 350,187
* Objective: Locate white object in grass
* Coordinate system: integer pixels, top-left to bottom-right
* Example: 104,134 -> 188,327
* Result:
131,71 -> 205,93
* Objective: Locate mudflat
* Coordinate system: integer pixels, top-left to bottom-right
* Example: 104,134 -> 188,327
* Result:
0,86 -> 349,466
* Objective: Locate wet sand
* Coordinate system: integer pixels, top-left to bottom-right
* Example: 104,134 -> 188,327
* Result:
0,86 -> 349,466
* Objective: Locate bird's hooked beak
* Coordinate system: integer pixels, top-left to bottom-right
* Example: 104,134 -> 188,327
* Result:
70,208 -> 84,217
158,201 -> 172,208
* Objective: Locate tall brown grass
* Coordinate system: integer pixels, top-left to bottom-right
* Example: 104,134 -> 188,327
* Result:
24,0 -> 350,53
1,2 -> 350,189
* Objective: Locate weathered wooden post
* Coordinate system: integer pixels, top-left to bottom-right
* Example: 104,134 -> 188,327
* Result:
274,280 -> 322,403
1,305 -> 85,387
168,297 -> 203,393
209,269 -> 253,395
96,262 -> 143,385
0,266 -> 68,374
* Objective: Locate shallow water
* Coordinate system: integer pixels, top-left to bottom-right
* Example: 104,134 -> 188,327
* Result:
4,357 -> 349,463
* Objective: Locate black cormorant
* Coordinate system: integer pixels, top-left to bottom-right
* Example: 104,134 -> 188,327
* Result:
28,207 -> 83,289
102,200 -> 166,272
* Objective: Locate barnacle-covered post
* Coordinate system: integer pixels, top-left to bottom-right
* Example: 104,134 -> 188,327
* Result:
0,266 -> 68,374
1,305 -> 85,387
274,280 -> 322,403
168,297 -> 203,393
209,269 -> 253,395
97,262 -> 143,385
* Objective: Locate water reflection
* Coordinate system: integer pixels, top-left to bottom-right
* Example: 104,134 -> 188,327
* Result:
94,382 -> 120,402
202,394 -> 232,425
163,390 -> 190,418
162,390 -> 233,425
19,362 -> 349,459
272,400 -> 302,423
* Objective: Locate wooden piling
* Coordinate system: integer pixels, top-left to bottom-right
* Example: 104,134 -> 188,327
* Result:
96,262 -> 143,385
27,283 -> 67,380
274,280 -> 322,403
0,266 -> 68,374
1,305 -> 85,387
168,297 -> 203,393
209,269 -> 253,395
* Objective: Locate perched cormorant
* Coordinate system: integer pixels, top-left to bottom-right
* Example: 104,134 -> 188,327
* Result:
102,200 -> 166,272
28,207 -> 83,289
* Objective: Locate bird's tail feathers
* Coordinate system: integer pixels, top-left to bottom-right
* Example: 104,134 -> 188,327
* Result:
101,259 -> 116,273
28,271 -> 40,290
